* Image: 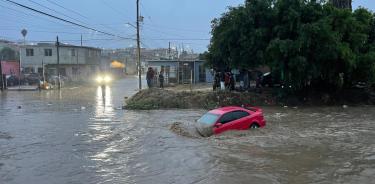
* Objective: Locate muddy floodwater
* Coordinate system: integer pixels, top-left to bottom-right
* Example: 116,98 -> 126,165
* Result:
1,77 -> 375,184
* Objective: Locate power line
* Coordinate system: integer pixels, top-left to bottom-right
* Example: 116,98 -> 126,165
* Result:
42,0 -> 129,36
0,27 -> 112,36
3,0 -> 128,39
0,2 -> 70,27
143,23 -> 208,33
99,0 -> 129,21
27,0 -> 88,26
44,0 -> 89,20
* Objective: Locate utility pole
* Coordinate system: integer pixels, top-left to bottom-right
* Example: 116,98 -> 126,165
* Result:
20,29 -> 27,89
0,56 -> 3,91
168,42 -> 171,60
136,0 -> 142,90
81,34 -> 83,46
56,36 -> 61,90
42,59 -> 45,84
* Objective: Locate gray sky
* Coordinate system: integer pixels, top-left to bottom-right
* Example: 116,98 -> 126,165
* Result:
0,0 -> 373,53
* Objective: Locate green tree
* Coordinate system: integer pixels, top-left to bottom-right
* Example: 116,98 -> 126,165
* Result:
207,0 -> 375,94
0,47 -> 18,60
207,0 -> 274,70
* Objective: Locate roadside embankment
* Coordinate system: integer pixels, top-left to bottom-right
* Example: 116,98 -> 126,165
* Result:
123,86 -> 375,110
123,88 -> 277,110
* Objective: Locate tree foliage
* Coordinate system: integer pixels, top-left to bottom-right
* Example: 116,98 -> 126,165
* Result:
0,47 -> 18,60
207,0 -> 375,93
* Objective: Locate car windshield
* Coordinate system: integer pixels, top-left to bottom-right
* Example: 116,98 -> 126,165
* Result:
197,113 -> 220,126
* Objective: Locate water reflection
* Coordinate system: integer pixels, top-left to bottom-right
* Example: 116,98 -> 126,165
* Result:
95,86 -> 114,118
90,86 -> 115,142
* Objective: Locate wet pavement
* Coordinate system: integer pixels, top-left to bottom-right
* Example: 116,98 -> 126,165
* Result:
1,77 -> 375,184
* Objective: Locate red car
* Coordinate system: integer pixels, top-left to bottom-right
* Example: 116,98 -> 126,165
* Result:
195,106 -> 266,136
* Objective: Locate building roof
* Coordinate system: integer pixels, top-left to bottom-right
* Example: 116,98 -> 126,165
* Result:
20,43 -> 101,51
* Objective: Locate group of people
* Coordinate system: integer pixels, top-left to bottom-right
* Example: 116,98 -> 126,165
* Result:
213,69 -> 235,91
146,67 -> 164,89
213,68 -> 264,91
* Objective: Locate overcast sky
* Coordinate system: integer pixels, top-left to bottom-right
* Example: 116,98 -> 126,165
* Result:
0,0 -> 373,53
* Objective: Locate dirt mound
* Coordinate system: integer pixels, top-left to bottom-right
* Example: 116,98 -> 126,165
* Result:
124,88 -> 275,110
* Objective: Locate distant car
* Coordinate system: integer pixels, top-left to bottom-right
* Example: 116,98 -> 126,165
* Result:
195,106 -> 266,137
6,75 -> 19,86
95,73 -> 113,86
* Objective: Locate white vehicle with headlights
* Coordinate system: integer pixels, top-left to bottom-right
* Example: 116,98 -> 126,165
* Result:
95,73 -> 113,85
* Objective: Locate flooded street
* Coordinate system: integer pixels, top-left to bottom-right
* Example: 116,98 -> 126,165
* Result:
1,77 -> 375,184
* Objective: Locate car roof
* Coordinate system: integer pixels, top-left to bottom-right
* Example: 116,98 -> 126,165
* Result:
208,106 -> 246,115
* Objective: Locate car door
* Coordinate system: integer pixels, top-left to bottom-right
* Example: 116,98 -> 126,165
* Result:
229,110 -> 250,130
214,110 -> 250,134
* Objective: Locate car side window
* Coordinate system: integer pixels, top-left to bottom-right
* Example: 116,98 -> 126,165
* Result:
232,111 -> 249,120
219,111 -> 250,124
219,113 -> 235,124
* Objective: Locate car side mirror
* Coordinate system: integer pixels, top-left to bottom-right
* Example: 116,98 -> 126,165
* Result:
214,123 -> 223,128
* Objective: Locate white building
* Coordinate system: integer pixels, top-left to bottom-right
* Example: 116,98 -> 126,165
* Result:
20,43 -> 101,81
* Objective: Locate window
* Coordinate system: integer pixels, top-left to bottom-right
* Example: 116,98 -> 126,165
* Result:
219,113 -> 235,124
44,49 -> 52,56
71,49 -> 76,56
26,48 -> 34,56
197,113 -> 220,126
219,111 -> 249,124
232,111 -> 249,119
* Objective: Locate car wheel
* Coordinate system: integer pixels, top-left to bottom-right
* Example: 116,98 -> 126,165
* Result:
249,123 -> 260,129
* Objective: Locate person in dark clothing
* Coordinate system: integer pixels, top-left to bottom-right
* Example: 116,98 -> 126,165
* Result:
146,67 -> 154,88
213,70 -> 220,91
159,71 -> 165,88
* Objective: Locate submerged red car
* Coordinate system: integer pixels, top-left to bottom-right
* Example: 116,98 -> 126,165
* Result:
195,106 -> 266,136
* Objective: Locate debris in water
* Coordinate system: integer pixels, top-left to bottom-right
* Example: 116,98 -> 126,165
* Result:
170,122 -> 200,138
343,105 -> 348,108
17,106 -> 21,109
81,106 -> 86,110
0,132 -> 13,139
